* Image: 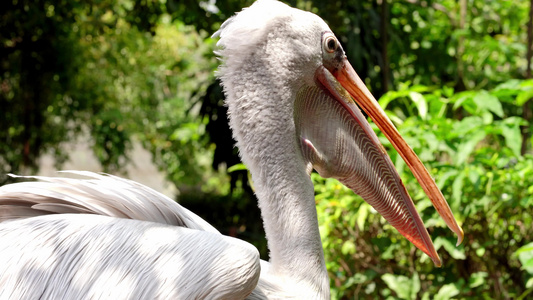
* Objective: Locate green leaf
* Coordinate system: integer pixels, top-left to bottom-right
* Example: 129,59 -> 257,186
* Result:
452,171 -> 465,208
453,116 -> 483,135
434,236 -> 466,260
515,242 -> 533,274
469,272 -> 488,288
500,125 -> 522,157
435,283 -> 460,300
442,86 -> 454,98
227,163 -> 248,173
343,273 -> 369,288
517,89 -> 533,106
170,122 -> 200,142
473,90 -> 503,117
515,243 -> 533,255
467,166 -> 480,185
411,272 -> 421,299
481,111 -> 493,125
381,243 -> 397,260
456,129 -> 487,165
451,91 -> 476,111
409,91 -> 427,120
379,90 -> 411,110
494,79 -> 522,91
436,169 -> 459,189
498,117 -> 527,157
357,202 -> 370,230
385,110 -> 405,125
381,273 -> 420,300
429,96 -> 447,119
341,240 -> 356,255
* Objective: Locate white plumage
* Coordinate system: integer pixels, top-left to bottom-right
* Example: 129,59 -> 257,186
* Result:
0,0 -> 462,299
0,172 -> 260,299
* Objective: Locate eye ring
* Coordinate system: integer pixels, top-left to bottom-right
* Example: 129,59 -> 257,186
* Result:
323,34 -> 337,53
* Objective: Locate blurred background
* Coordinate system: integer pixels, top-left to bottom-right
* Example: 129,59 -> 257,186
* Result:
1,0 -> 532,299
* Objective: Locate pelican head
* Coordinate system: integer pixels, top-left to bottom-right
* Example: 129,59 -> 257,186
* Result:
215,0 -> 462,267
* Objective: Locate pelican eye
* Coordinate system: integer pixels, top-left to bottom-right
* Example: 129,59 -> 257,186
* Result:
324,35 -> 337,53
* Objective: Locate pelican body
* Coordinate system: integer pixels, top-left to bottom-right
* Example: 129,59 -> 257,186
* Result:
0,1 -> 462,299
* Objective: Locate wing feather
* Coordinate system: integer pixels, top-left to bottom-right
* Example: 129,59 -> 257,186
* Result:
0,214 -> 260,299
0,171 -> 218,233
0,171 -> 291,298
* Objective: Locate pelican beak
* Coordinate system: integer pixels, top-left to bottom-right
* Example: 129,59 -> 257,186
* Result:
308,58 -> 463,267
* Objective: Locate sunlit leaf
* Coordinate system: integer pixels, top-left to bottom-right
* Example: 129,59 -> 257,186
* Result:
452,91 -> 475,111
498,117 -> 525,157
451,171 -> 465,208
227,163 -> 248,173
436,169 -> 459,189
453,116 -> 483,135
357,202 -> 370,230
473,90 -> 503,117
381,273 -> 420,300
456,129 -> 486,165
517,89 -> 533,106
435,283 -> 460,300
341,240 -> 356,255
409,91 -> 427,120
469,272 -> 488,288
515,242 -> 533,274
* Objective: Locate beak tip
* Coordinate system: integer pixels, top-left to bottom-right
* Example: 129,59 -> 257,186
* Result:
433,257 -> 442,268
456,227 -> 465,246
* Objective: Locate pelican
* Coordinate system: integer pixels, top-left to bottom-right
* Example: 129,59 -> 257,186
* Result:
0,0 -> 463,299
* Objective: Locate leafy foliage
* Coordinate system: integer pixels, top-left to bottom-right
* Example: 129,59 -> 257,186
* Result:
387,0 -> 528,90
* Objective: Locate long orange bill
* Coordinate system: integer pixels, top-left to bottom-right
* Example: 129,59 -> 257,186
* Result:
330,58 -> 464,246
310,66 -> 435,266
